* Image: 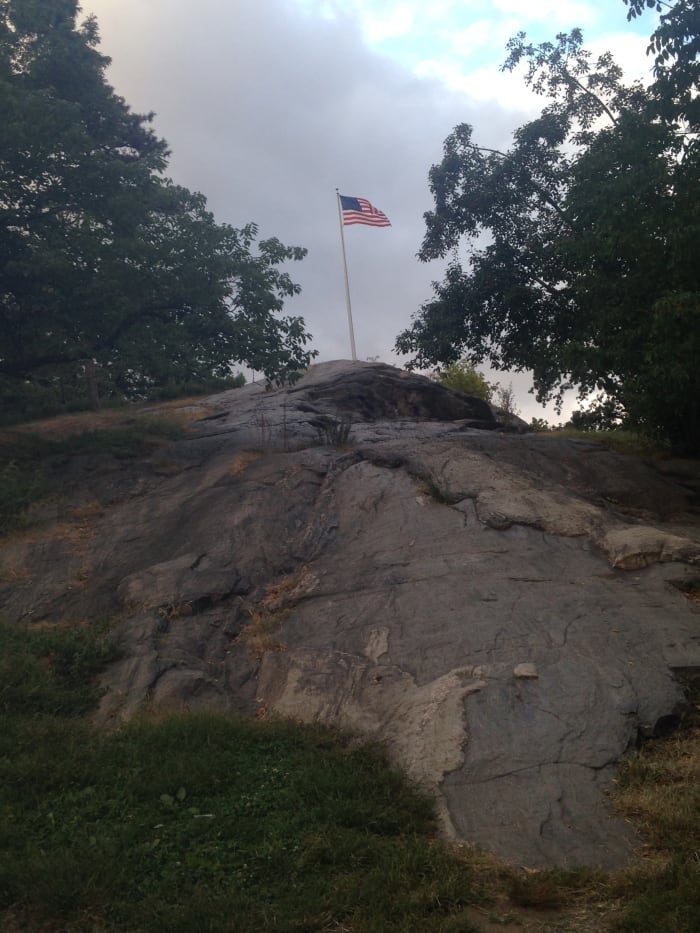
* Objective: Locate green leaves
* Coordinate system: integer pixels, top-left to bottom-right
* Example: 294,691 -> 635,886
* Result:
0,0 -> 316,405
398,2 -> 700,453
439,358 -> 493,401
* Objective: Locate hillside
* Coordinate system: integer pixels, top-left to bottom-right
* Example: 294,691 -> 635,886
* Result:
2,360 -> 700,871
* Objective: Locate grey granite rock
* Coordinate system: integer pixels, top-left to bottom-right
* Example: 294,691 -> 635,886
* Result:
2,360 -> 699,869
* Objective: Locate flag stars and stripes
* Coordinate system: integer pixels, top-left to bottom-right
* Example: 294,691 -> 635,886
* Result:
339,195 -> 391,227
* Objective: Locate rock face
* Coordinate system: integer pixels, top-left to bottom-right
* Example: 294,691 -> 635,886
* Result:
2,360 -> 700,869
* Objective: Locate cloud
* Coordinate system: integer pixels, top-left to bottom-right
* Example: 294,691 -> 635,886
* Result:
79,0 -> 654,421
492,0 -> 600,29
82,0 -> 515,348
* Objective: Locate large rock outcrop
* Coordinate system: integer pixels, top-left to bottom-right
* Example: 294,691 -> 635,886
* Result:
2,361 -> 700,869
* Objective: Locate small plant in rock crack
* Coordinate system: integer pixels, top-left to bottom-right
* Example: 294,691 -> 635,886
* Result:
420,471 -> 463,505
253,410 -> 273,447
315,415 -> 353,447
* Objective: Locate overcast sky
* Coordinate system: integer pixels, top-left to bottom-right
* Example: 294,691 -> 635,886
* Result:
79,0 -> 658,421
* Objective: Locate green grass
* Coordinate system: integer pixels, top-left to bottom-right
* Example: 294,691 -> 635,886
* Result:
0,621 -> 484,932
3,623 -> 700,932
541,426 -> 670,458
0,417 -> 185,535
0,621 -> 121,717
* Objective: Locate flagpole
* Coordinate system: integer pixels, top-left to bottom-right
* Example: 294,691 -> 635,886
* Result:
336,189 -> 358,362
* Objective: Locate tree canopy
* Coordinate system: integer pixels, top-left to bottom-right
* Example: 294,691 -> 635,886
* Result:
396,0 -> 700,454
0,0 -> 316,409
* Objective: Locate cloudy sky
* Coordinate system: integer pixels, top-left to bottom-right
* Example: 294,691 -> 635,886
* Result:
79,0 -> 658,420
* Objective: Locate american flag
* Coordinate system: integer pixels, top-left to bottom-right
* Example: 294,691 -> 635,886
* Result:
339,195 -> 391,227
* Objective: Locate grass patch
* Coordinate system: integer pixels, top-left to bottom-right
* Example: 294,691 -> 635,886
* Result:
0,621 -> 485,932
39,417 -> 185,456
3,715 -> 485,932
610,682 -> 700,931
0,416 -> 185,536
543,427 -> 670,458
0,621 -> 120,718
3,621 -> 700,930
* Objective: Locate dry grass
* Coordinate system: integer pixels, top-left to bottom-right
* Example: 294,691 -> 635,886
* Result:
242,605 -> 290,659
257,565 -> 317,612
2,408 -> 137,442
146,393 -> 215,414
613,719 -> 700,850
0,555 -> 31,586
428,845 -> 624,932
1,401 -> 197,443
0,408 -> 190,539
158,601 -> 194,621
2,493 -> 103,553
0,409 -> 125,442
227,451 -> 262,476
601,685 -> 700,929
240,568 -> 318,658
0,498 -> 107,601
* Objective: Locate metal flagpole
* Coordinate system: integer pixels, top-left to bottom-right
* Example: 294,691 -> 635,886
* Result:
336,189 -> 357,362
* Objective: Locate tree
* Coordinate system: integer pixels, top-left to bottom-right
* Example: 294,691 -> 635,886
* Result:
0,0 -> 316,408
396,1 -> 700,454
624,0 -> 700,128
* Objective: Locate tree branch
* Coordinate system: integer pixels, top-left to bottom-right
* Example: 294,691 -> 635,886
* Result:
469,145 -> 571,224
558,68 -> 619,126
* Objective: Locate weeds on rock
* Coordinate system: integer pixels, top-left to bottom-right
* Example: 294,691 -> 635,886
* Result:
241,568 -> 317,658
242,605 -> 290,658
315,415 -> 353,447
253,410 -> 273,447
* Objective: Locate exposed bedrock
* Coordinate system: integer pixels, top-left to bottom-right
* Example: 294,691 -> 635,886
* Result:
2,361 -> 699,869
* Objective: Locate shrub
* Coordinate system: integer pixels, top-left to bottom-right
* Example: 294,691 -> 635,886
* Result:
439,359 -> 493,401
